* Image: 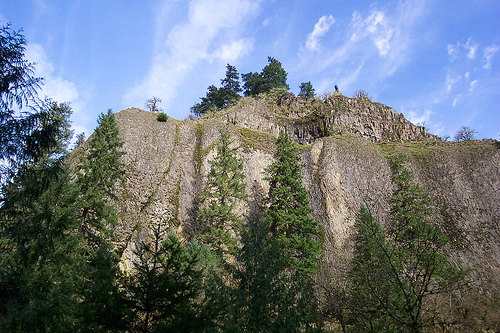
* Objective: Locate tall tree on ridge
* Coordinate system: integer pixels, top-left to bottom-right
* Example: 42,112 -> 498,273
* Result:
76,109 -> 126,247
196,129 -> 247,260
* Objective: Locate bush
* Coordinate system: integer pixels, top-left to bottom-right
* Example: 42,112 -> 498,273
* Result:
156,112 -> 168,122
353,90 -> 371,100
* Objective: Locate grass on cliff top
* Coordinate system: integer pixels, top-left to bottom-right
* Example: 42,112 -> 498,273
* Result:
376,139 -> 499,165
237,127 -> 276,153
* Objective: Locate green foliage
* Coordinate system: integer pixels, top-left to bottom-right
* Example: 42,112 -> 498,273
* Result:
123,224 -> 217,333
191,64 -> 242,117
156,112 -> 168,122
263,131 -> 321,275
299,81 -> 315,98
348,154 -> 469,332
243,57 -> 289,96
232,131 -> 323,331
0,102 -> 88,331
235,214 -> 323,332
76,109 -> 126,246
348,206 -> 404,332
0,23 -> 42,113
197,130 -> 247,259
77,243 -> 131,332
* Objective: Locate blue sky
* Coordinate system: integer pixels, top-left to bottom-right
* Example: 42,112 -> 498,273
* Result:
1,0 -> 499,140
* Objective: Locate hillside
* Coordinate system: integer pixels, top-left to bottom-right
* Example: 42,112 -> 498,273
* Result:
111,93 -> 500,330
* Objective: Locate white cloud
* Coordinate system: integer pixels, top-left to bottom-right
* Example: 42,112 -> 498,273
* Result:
469,79 -> 478,92
26,44 -> 79,104
306,15 -> 335,51
407,109 -> 433,126
25,43 -> 89,138
209,38 -> 254,63
124,0 -> 261,111
447,44 -> 458,60
483,44 -> 498,69
465,37 -> 478,59
445,72 -> 460,93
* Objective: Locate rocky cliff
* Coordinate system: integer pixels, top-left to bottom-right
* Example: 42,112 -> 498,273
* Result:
110,93 -> 499,329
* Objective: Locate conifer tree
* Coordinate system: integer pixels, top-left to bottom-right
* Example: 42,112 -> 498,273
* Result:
235,131 -> 323,331
123,223 -> 217,333
220,63 -> 242,105
299,81 -> 315,98
263,130 -> 321,275
349,154 -> 468,332
243,57 -> 289,96
349,206 -> 404,332
196,130 -> 247,259
0,100 -> 88,331
76,109 -> 126,246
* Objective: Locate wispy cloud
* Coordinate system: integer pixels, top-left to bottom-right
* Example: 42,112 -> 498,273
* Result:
124,0 -> 261,112
305,15 -> 335,51
25,43 -> 88,136
298,1 -> 427,94
483,44 -> 498,69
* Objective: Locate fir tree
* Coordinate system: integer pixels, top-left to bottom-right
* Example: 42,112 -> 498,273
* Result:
76,109 -> 126,247
196,130 -> 247,259
348,206 -> 404,332
348,155 -> 468,332
123,223 -> 217,333
220,63 -> 242,106
243,57 -> 289,96
0,100 -> 88,331
235,131 -> 323,331
299,81 -> 315,98
263,130 -> 321,275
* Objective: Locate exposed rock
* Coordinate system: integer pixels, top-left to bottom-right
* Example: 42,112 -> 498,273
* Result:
110,94 -> 499,330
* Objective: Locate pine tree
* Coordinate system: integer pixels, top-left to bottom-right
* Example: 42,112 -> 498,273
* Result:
220,63 -> 242,105
348,154 -> 468,332
0,100 -> 88,331
76,109 -> 126,247
123,223 -> 217,333
299,81 -> 315,98
263,130 -> 321,275
196,130 -> 247,260
349,206 -> 404,332
243,57 -> 289,96
235,131 -> 323,331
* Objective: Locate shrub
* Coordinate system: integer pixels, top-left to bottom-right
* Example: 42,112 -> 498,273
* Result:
353,90 -> 371,100
156,112 -> 168,122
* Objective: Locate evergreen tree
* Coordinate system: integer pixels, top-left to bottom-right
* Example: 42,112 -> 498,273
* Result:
242,71 -> 264,97
0,23 -> 41,117
263,131 -> 321,275
348,206 -> 404,332
261,57 -> 289,93
0,100 -> 88,331
191,64 -> 241,117
348,154 -> 468,332
76,109 -> 126,247
123,223 -> 217,333
197,130 -> 247,260
235,131 -> 323,332
220,63 -> 242,105
243,57 -> 289,96
0,23 -> 42,184
298,81 -> 315,98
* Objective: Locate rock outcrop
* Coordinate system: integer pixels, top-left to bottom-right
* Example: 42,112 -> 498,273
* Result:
110,93 -> 499,330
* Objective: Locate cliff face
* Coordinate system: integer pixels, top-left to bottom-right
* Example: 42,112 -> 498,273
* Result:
111,94 -> 500,329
